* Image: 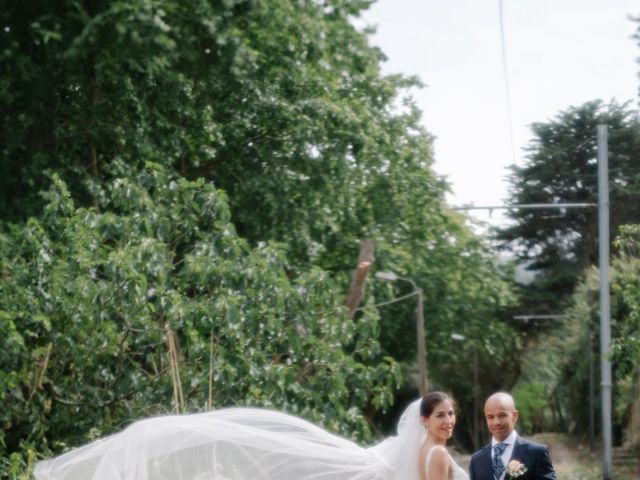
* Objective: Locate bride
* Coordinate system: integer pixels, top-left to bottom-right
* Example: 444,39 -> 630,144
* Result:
35,391 -> 468,480
417,391 -> 468,480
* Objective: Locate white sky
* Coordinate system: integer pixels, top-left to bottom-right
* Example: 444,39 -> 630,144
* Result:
361,0 -> 639,227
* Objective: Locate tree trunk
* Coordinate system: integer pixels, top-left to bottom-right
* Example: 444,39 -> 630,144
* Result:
344,240 -> 374,320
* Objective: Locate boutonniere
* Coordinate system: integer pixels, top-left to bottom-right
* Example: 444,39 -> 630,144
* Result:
505,459 -> 527,478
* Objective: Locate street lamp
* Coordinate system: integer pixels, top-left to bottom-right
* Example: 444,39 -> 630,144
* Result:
375,271 -> 427,396
451,332 -> 481,450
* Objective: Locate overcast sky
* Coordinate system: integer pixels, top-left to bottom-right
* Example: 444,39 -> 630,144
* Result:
361,0 -> 639,227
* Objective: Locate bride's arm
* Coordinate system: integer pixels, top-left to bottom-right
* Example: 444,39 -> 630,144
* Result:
418,444 -> 428,480
426,446 -> 450,480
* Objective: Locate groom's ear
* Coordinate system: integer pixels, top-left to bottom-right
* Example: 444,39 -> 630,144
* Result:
512,409 -> 519,423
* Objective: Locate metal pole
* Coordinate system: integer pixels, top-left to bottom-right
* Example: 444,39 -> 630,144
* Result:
416,287 -> 428,396
589,326 -> 595,452
597,124 -> 612,479
374,272 -> 427,396
453,202 -> 596,211
512,314 -> 569,321
473,346 -> 480,449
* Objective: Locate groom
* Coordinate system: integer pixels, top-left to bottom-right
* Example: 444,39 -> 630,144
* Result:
469,392 -> 556,480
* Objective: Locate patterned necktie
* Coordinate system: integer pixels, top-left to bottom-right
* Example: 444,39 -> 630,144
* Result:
493,442 -> 507,479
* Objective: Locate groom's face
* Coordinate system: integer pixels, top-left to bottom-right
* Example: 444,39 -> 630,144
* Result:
484,397 -> 518,442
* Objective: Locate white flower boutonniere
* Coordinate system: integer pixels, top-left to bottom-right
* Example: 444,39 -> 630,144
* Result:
505,460 -> 527,478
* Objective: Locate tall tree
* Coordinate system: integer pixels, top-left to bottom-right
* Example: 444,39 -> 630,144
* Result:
0,0 -> 519,462
547,225 -> 640,442
0,0 -> 430,270
497,100 -> 640,312
0,166 -> 399,465
1,0 -> 515,365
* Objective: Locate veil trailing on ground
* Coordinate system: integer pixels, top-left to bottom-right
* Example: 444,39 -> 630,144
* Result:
34,399 -> 425,480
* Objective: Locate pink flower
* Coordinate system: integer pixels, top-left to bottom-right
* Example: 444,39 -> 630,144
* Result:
506,460 -> 527,478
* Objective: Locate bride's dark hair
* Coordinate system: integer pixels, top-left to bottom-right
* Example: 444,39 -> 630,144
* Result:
420,391 -> 455,417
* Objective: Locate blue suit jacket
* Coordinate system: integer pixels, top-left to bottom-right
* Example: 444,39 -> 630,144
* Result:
469,436 -> 556,480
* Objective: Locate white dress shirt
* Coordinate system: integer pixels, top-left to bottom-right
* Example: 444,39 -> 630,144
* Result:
491,430 -> 518,471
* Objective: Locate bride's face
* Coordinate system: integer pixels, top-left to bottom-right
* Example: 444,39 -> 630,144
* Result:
422,399 -> 456,442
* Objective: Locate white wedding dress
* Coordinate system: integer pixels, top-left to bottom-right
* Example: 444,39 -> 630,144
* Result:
423,446 -> 469,480
34,399 -> 465,480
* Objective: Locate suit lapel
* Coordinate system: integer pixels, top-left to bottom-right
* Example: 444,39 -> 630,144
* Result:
509,436 -> 530,466
479,445 -> 494,480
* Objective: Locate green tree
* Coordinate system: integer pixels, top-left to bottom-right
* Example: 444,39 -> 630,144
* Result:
611,225 -> 640,378
1,0 -> 519,457
1,0 -> 516,378
497,101 -> 640,312
550,225 -> 640,441
0,165 -> 399,469
610,225 -> 640,448
0,0 -> 428,273
370,212 -> 519,448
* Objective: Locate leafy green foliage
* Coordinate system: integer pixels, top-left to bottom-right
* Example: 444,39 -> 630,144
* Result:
0,0 -> 520,467
370,213 -> 519,448
0,0 -> 425,268
611,225 -> 640,378
497,101 -> 640,312
513,381 -> 549,434
0,166 -> 400,466
551,225 -> 640,438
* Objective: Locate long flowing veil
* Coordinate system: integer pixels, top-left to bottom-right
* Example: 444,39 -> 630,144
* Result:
34,399 -> 424,480
368,398 -> 423,480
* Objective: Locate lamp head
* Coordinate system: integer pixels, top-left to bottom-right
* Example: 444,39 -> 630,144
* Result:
375,271 -> 398,281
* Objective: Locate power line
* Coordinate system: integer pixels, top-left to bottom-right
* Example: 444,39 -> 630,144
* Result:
452,202 -> 596,211
498,0 -> 517,165
355,290 -> 418,311
512,314 -> 569,323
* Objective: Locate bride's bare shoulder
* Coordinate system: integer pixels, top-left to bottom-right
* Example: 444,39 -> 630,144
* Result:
420,444 -> 448,465
429,445 -> 449,461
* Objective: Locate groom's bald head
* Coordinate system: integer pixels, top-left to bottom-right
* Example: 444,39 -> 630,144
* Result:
485,392 -> 515,410
484,392 -> 518,442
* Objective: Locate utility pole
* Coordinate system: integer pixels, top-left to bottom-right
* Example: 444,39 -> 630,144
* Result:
472,346 -> 480,448
598,124 -> 613,480
416,286 -> 427,396
454,125 -> 612,478
589,327 -> 595,452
